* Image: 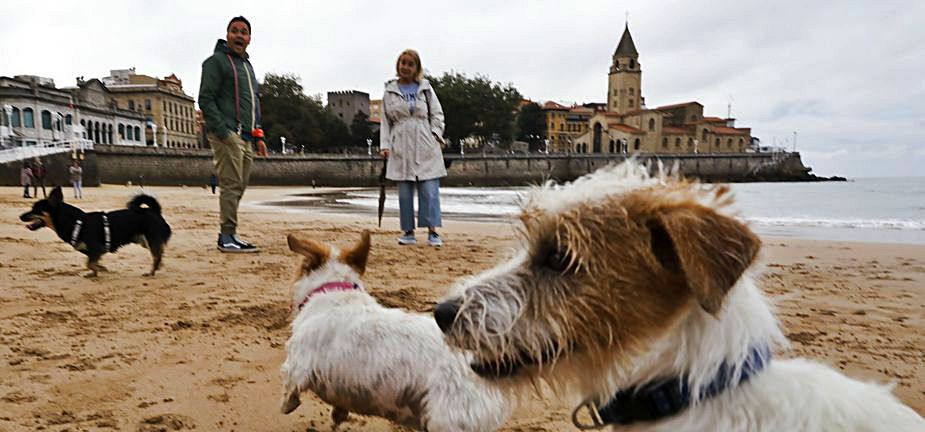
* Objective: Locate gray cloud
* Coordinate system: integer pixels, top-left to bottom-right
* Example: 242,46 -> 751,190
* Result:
2,0 -> 922,177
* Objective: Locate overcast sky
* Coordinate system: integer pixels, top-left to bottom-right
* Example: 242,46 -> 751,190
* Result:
2,0 -> 922,177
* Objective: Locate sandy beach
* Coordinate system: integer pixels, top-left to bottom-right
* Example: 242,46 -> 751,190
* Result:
1,184 -> 922,431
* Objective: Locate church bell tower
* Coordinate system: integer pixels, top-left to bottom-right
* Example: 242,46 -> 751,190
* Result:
607,24 -> 643,114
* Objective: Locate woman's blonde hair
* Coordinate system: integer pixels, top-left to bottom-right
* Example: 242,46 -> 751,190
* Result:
395,49 -> 423,81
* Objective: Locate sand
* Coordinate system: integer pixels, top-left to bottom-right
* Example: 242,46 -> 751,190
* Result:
0,184 -> 922,431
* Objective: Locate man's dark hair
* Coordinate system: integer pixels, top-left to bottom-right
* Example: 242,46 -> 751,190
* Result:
227,16 -> 251,33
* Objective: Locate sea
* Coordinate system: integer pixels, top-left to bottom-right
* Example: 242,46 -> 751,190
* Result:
270,177 -> 925,245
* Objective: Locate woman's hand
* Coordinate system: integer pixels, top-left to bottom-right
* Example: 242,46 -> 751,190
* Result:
380,149 -> 391,159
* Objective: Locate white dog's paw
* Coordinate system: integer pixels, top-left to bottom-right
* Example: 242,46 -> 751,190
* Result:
280,389 -> 301,414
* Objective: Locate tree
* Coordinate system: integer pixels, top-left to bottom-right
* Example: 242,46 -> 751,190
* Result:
426,72 -> 522,152
515,102 -> 546,152
260,73 -> 351,153
349,111 -> 373,150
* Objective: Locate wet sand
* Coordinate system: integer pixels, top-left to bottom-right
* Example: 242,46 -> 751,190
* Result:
0,185 -> 922,431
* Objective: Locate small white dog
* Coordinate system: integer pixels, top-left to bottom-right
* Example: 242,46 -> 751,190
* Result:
280,230 -> 510,431
434,162 -> 925,431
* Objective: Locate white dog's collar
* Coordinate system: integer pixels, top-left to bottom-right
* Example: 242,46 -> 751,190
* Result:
297,281 -> 360,311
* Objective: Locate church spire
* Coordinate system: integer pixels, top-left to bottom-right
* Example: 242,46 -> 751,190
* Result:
614,23 -> 638,57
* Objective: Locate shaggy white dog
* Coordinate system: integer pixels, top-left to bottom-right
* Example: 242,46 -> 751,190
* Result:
434,161 -> 925,431
280,231 -> 510,431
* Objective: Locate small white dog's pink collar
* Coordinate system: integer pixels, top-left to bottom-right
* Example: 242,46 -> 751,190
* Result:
297,282 -> 359,311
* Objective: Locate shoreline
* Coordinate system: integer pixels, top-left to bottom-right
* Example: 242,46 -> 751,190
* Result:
0,185 -> 921,430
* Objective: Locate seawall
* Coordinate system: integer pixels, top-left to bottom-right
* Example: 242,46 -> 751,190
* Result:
2,145 -> 825,187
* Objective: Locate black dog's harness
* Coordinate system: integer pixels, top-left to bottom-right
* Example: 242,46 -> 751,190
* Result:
571,345 -> 771,429
69,214 -> 112,252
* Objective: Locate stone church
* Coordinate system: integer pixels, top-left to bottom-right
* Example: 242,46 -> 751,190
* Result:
557,25 -> 754,154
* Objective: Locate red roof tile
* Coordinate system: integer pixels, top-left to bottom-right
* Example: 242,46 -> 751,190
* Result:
656,101 -> 703,110
662,127 -> 688,134
711,126 -> 749,135
608,123 -> 644,134
542,101 -> 569,110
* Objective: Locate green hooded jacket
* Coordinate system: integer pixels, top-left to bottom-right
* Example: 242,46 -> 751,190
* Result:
198,39 -> 262,139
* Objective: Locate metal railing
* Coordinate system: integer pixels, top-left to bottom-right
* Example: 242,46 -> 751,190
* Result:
0,139 -> 94,164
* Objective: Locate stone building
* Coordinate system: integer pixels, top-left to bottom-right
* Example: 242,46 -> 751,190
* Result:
560,25 -> 754,154
103,69 -> 199,148
0,75 -> 146,147
327,90 -> 369,125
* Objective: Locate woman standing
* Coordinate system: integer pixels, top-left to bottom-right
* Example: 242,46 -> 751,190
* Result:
69,160 -> 83,199
379,49 -> 447,247
21,162 -> 33,199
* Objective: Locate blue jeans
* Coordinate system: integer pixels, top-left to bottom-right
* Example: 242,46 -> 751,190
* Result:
397,179 -> 442,232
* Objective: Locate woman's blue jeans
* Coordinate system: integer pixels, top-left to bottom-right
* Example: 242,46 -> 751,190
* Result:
396,179 -> 441,232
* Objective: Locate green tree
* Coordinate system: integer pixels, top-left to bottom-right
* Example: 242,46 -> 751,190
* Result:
426,72 -> 522,152
260,73 -> 351,153
515,102 -> 546,152
349,111 -> 373,150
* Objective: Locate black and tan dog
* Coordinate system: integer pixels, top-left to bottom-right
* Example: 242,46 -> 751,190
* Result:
19,187 -> 172,277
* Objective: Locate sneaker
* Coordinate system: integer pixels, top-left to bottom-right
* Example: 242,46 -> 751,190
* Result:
398,231 -> 417,245
217,234 -> 259,253
427,232 -> 443,247
231,235 -> 258,250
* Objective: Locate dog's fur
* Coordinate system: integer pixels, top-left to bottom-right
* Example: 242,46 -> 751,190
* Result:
280,231 -> 510,431
19,186 -> 171,277
435,161 -> 925,431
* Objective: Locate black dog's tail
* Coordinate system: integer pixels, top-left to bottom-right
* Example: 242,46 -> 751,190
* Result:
128,194 -> 162,213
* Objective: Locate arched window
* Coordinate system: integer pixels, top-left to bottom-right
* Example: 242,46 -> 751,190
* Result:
118,124 -> 125,139
11,107 -> 21,127
702,129 -> 708,140
662,137 -> 668,149
124,124 -> 131,140
134,126 -> 141,141
65,114 -> 72,125
715,138 -> 720,148
107,124 -> 113,144
634,138 -> 640,150
675,138 -> 681,148
22,108 -> 34,128
648,118 -> 655,131
94,121 -> 101,143
56,112 -> 64,131
41,110 -> 52,130
629,59 -> 636,69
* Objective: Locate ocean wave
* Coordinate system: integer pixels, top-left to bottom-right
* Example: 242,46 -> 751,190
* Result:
744,217 -> 925,231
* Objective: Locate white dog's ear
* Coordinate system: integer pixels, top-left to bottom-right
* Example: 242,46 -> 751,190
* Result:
287,233 -> 330,270
342,230 -> 371,275
648,205 -> 761,316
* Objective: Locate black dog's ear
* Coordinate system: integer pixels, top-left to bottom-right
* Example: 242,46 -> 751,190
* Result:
49,187 -> 64,206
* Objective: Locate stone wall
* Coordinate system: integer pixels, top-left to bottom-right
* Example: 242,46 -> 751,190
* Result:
2,145 -> 820,187
0,151 -> 99,188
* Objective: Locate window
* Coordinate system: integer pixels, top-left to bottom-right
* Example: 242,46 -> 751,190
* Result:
648,118 -> 655,131
727,139 -> 732,148
145,99 -> 151,111
11,107 -> 21,127
662,137 -> 668,148
629,88 -> 634,95
715,138 -> 720,148
688,138 -> 694,147
65,114 -> 72,125
119,124 -> 125,139
41,110 -> 52,130
23,108 -> 34,128
128,100 -> 135,110
628,99 -> 634,108
675,138 -> 681,148
702,129 -> 708,139
629,59 -> 636,69
127,126 -> 133,140
134,126 -> 141,141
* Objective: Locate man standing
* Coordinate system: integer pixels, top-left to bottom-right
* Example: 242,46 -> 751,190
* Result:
198,16 -> 268,253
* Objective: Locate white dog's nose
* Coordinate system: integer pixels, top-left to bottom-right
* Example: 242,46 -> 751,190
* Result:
434,300 -> 461,334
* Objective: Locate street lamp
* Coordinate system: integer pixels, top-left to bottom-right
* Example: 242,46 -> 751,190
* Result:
366,138 -> 372,157
544,138 -> 549,155
151,123 -> 158,147
52,112 -> 63,142
281,136 -> 287,155
1,104 -> 11,148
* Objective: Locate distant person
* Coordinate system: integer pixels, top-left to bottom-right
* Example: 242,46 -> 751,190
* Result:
198,15 -> 268,253
32,158 -> 47,198
209,173 -> 219,194
69,160 -> 83,199
379,49 -> 447,247
21,162 -> 33,198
